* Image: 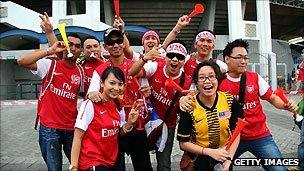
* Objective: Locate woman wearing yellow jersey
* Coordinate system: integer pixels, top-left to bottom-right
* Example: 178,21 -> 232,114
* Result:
177,60 -> 241,171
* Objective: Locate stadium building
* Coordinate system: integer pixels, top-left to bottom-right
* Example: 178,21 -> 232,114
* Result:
0,0 -> 303,99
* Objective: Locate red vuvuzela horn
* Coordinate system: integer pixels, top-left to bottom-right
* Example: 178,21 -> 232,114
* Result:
188,4 -> 204,18
226,118 -> 248,150
114,0 -> 120,18
274,87 -> 289,104
165,78 -> 184,92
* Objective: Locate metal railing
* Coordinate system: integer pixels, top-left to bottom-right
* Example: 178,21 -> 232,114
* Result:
0,83 -> 41,100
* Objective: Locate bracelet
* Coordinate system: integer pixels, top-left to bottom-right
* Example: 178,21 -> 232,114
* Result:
172,29 -> 180,35
122,124 -> 133,133
45,48 -> 50,56
201,147 -> 205,155
140,55 -> 148,63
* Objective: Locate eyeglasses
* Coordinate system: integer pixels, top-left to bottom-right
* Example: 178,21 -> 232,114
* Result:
105,38 -> 124,46
198,74 -> 217,82
228,55 -> 249,61
166,53 -> 185,61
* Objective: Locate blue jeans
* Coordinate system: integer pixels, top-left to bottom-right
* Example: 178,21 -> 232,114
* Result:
156,128 -> 175,171
234,135 -> 287,171
39,124 -> 74,171
298,120 -> 304,170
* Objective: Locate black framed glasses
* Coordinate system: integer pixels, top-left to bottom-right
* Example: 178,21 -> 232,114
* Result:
105,38 -> 124,46
228,55 -> 249,61
198,74 -> 217,82
166,53 -> 186,61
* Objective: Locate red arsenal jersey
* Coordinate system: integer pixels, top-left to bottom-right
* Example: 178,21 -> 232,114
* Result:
219,71 -> 273,140
34,59 -> 82,130
83,60 -> 104,94
75,100 -> 120,170
144,61 -> 191,128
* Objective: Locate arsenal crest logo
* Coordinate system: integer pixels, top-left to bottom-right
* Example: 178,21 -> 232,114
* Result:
71,75 -> 81,85
246,85 -> 254,93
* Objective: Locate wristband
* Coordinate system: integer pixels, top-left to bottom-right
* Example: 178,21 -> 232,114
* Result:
123,124 -> 133,133
140,55 -> 148,63
226,156 -> 232,161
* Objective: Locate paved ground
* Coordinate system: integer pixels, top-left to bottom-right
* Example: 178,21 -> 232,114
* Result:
0,94 -> 302,171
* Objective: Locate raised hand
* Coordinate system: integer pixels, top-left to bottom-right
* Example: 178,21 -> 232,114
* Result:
143,46 -> 161,61
48,41 -> 67,54
113,15 -> 125,33
127,106 -> 139,125
177,15 -> 191,28
39,12 -> 53,33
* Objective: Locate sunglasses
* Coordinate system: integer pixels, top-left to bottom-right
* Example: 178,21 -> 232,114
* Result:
166,53 -> 185,61
105,38 -> 124,46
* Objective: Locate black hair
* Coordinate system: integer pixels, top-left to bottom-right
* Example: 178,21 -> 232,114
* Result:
67,33 -> 82,46
196,29 -> 216,39
101,66 -> 125,84
192,60 -> 225,85
222,39 -> 249,58
83,36 -> 100,44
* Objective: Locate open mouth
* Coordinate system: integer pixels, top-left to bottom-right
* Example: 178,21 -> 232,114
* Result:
203,84 -> 213,90
170,63 -> 178,69
147,43 -> 156,49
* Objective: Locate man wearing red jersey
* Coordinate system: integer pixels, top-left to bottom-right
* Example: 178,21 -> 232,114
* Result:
183,30 -> 227,80
81,36 -> 105,94
219,39 -> 297,171
134,40 -> 192,171
17,33 -> 83,171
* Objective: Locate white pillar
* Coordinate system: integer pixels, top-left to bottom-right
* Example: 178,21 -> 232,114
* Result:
256,0 -> 272,81
269,52 -> 277,89
86,1 -> 100,21
52,0 -> 67,18
227,0 -> 244,41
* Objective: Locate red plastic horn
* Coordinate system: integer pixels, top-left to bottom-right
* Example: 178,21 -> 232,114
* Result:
165,78 -> 184,92
274,87 -> 289,104
114,0 -> 120,18
225,118 -> 248,150
188,4 -> 204,18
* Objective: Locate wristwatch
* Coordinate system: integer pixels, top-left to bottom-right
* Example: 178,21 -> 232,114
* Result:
69,165 -> 78,171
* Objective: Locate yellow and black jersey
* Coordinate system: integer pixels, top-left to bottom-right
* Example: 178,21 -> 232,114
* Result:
177,91 -> 240,149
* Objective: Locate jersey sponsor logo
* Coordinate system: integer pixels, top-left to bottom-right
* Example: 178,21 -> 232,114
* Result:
50,84 -> 77,99
151,89 -> 172,106
84,66 -> 92,70
246,85 -> 254,94
218,110 -> 231,119
71,74 -> 81,85
53,72 -> 63,76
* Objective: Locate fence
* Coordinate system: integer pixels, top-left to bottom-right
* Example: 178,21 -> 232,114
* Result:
0,82 -> 41,100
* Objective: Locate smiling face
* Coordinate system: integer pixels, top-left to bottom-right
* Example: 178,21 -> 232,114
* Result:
225,46 -> 249,78
101,72 -> 125,100
165,53 -> 185,77
104,35 -> 125,58
143,35 -> 159,53
194,38 -> 214,60
196,66 -> 218,98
